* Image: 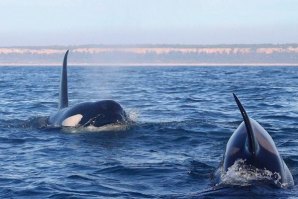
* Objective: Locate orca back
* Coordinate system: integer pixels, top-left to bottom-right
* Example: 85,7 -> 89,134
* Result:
222,94 -> 294,187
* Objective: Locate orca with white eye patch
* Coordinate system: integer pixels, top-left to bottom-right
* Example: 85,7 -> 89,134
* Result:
47,50 -> 128,128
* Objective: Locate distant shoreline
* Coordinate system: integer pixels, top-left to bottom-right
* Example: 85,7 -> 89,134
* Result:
1,44 -> 298,67
1,63 -> 298,67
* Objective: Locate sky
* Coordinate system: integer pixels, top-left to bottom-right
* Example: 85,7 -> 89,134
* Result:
0,0 -> 298,46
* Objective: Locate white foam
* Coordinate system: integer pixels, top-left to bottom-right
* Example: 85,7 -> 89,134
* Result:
86,123 -> 129,132
218,159 -> 288,188
64,123 -> 129,133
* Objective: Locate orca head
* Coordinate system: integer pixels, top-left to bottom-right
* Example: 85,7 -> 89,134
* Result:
223,119 -> 283,174
80,100 -> 127,127
223,94 -> 284,175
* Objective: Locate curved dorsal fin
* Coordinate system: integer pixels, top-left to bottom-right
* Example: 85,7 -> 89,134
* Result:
233,93 -> 257,156
59,50 -> 69,109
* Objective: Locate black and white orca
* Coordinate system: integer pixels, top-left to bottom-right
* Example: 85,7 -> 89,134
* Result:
47,50 -> 127,128
221,93 -> 294,187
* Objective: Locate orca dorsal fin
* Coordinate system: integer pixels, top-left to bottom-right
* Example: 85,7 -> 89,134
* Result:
59,50 -> 69,109
233,93 -> 257,156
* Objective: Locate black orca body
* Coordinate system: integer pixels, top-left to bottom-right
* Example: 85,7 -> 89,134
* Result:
48,50 -> 127,128
222,94 -> 294,187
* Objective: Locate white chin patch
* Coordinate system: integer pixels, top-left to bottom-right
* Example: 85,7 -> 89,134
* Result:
62,114 -> 83,127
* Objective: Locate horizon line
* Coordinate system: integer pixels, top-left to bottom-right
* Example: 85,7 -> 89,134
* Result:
1,43 -> 298,48
1,62 -> 298,67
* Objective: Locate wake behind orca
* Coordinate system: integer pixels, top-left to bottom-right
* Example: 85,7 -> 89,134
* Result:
217,94 -> 294,188
47,50 -> 128,128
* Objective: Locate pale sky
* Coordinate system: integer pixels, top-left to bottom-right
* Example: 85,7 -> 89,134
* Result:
0,0 -> 298,46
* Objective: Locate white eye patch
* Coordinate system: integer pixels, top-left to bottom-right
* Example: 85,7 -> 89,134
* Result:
62,114 -> 83,127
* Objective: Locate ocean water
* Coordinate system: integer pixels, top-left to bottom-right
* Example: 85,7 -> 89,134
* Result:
1,66 -> 298,198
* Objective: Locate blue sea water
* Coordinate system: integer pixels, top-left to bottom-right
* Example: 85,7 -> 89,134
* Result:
1,66 -> 298,198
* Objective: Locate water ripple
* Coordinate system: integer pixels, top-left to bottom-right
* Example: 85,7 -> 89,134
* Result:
1,66 -> 298,198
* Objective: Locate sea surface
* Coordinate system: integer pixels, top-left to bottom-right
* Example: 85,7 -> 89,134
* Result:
1,66 -> 298,198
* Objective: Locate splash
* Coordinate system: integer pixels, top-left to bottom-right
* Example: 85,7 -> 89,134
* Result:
64,123 -> 130,133
217,159 -> 289,188
61,110 -> 137,133
126,109 -> 139,122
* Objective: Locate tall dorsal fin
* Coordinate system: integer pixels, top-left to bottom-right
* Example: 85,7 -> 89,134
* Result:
233,93 -> 257,156
59,50 -> 69,109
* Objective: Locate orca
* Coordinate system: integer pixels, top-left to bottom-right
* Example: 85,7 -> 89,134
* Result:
47,50 -> 127,128
221,93 -> 294,187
